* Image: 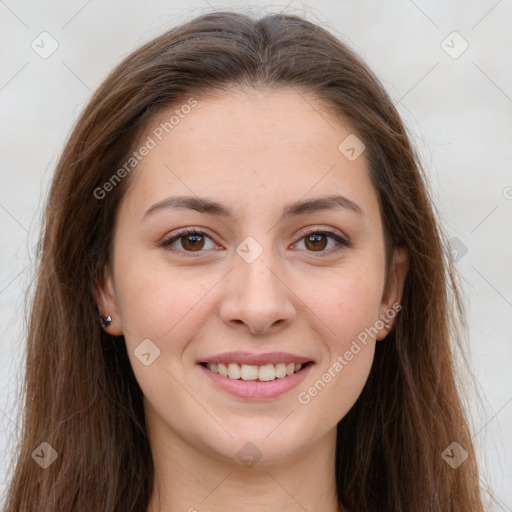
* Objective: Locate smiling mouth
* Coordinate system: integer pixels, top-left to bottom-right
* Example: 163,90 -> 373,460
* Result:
199,361 -> 312,382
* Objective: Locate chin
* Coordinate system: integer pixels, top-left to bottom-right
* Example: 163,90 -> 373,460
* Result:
203,422 -> 318,468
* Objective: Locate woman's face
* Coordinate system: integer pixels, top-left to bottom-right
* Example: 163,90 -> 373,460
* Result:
97,87 -> 408,465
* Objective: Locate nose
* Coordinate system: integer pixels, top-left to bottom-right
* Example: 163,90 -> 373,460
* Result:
219,253 -> 296,335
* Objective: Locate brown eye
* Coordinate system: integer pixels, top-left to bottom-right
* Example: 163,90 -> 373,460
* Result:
294,229 -> 350,256
180,233 -> 205,251
304,233 -> 328,251
162,229 -> 216,253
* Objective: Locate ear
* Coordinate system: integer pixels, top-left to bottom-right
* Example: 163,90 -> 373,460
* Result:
376,246 -> 409,340
94,265 -> 123,336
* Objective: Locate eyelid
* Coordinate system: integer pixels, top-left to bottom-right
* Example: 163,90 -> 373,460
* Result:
292,226 -> 351,256
161,227 -> 220,253
295,225 -> 349,243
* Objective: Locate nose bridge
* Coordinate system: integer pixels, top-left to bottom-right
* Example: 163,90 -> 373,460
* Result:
233,235 -> 282,303
220,233 -> 295,333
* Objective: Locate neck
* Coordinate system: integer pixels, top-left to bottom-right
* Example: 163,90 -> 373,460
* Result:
146,416 -> 342,511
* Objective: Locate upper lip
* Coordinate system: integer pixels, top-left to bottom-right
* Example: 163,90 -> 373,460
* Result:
198,351 -> 314,366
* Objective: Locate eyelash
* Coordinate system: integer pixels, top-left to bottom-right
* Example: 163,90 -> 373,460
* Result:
161,227 -> 351,257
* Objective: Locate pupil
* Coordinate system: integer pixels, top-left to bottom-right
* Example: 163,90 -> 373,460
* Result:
307,234 -> 326,251
184,234 -> 203,250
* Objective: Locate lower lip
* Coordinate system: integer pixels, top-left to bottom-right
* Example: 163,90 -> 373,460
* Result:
198,363 -> 313,400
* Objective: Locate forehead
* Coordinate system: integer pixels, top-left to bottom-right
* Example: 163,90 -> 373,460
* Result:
119,87 -> 379,223
159,86 -> 348,154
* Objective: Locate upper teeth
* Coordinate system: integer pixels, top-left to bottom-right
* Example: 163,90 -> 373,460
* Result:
206,362 -> 304,381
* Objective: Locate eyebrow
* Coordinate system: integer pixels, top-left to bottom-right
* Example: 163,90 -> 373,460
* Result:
142,193 -> 365,221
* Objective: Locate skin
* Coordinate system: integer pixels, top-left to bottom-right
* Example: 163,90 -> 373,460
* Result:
96,87 -> 408,511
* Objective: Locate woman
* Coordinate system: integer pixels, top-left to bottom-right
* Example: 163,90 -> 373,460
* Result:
3,10 -> 485,511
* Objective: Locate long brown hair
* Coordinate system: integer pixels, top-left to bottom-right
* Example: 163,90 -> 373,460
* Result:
3,10 -> 485,511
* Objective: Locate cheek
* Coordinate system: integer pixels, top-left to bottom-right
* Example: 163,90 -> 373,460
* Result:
312,344 -> 375,424
306,264 -> 384,347
114,263 -> 213,408
297,288 -> 377,423
115,250 -> 217,338
294,264 -> 382,414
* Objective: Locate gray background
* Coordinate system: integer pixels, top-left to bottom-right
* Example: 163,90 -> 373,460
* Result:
1,0 -> 511,509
